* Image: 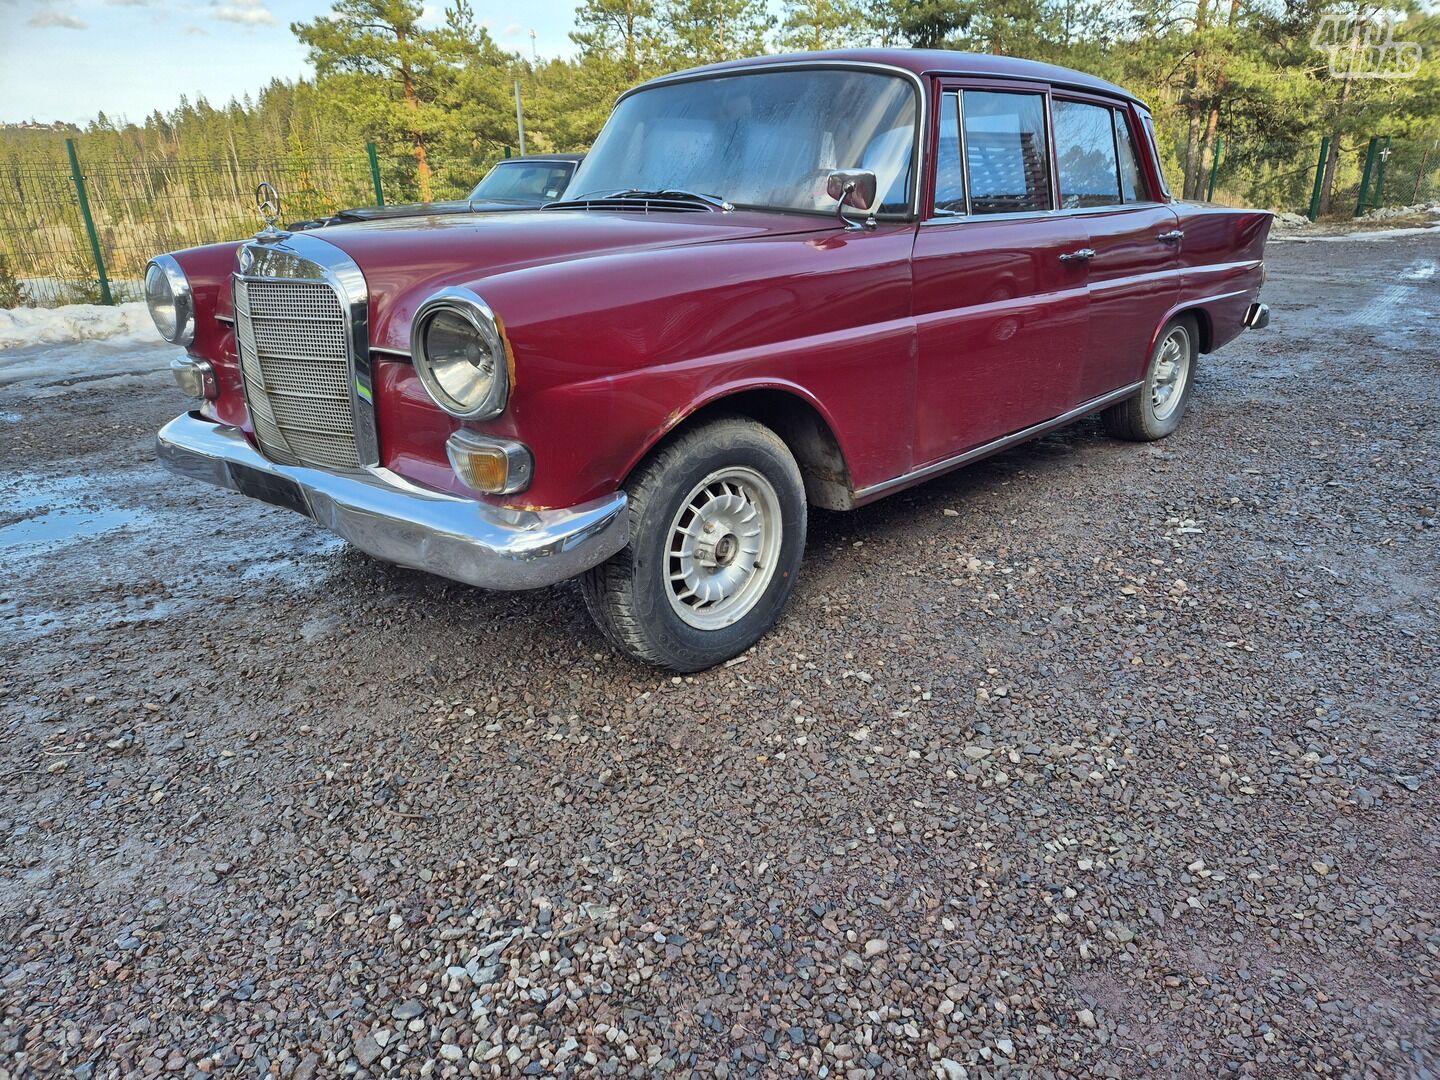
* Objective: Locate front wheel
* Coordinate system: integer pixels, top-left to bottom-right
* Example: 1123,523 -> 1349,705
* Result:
580,417 -> 807,672
1102,315 -> 1198,441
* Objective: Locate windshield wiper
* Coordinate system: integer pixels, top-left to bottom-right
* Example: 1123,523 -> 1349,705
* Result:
543,188 -> 735,212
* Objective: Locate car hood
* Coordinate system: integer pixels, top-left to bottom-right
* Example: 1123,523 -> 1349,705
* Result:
312,209 -> 836,352
337,201 -> 473,221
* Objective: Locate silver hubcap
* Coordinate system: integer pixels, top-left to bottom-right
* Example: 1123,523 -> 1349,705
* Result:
665,466 -> 782,630
1150,326 -> 1191,422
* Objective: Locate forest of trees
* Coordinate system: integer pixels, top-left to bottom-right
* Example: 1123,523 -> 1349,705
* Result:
1,0 -> 1437,303
3,0 -> 1437,208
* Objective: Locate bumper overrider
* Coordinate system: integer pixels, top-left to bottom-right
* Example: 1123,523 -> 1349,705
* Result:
157,412 -> 629,590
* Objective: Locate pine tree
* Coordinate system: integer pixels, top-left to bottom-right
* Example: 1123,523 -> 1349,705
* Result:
778,0 -> 865,51
292,0 -> 483,200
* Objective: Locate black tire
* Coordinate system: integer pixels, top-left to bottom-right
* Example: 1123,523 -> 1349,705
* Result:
1102,315 -> 1199,441
580,416 -> 806,672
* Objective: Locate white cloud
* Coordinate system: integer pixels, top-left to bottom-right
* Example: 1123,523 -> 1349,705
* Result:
29,9 -> 89,27
503,20 -> 524,37
211,0 -> 274,26
107,0 -> 152,6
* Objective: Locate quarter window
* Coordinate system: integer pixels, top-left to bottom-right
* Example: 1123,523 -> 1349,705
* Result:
1114,111 -> 1149,202
934,92 -> 965,214
962,90 -> 1051,215
1053,100 -> 1121,208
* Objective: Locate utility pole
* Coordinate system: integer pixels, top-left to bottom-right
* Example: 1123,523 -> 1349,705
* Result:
530,29 -> 538,63
514,80 -> 527,157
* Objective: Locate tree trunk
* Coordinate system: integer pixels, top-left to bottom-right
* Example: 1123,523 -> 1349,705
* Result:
1197,96 -> 1222,200
1194,0 -> 1241,201
1317,74 -> 1351,217
1180,0 -> 1212,199
624,0 -> 637,82
395,26 -> 432,203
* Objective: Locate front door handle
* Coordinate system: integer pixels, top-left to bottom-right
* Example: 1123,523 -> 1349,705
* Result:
1158,230 -> 1185,243
1059,247 -> 1096,263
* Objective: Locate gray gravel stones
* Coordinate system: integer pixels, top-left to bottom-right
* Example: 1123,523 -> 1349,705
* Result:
2,238 -> 1438,1078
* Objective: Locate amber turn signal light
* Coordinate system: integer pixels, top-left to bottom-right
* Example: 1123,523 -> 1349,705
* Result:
446,430 -> 533,495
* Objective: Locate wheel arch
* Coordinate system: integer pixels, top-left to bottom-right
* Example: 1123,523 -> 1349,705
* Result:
1151,304 -> 1212,355
621,383 -> 857,511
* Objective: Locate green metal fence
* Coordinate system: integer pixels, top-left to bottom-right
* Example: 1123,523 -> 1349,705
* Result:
1,133 -> 1436,310
0,141 -> 505,308
1198,134 -> 1440,220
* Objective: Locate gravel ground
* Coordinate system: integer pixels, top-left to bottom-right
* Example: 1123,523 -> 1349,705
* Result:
1,235 -> 1437,1080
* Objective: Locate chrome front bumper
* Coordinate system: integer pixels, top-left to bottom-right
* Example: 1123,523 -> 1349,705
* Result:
156,412 -> 628,591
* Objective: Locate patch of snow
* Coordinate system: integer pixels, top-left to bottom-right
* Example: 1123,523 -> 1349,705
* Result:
1362,202 -> 1440,221
1271,223 -> 1440,244
1400,260 -> 1437,281
0,302 -> 156,351
0,337 -> 173,390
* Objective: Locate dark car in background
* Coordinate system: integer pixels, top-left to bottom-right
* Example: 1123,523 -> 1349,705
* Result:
289,154 -> 582,230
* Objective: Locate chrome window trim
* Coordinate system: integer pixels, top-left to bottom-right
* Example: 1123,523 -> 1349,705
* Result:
234,232 -> 378,468
949,85 -> 1056,218
920,68 -> 1148,112
918,202 -> 1171,227
409,286 -> 511,421
615,60 -> 928,221
146,254 -> 195,347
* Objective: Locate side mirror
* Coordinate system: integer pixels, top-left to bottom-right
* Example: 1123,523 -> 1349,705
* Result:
826,170 -> 878,231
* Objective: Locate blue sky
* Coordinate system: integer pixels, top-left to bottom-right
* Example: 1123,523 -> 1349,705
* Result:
0,0 -> 584,125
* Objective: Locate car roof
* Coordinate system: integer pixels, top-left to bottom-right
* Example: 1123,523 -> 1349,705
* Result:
644,49 -> 1145,109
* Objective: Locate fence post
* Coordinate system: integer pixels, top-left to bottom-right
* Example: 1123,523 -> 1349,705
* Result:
65,138 -> 113,306
1372,136 -> 1391,209
1355,136 -> 1379,217
366,142 -> 385,207
1206,136 -> 1224,202
1308,136 -> 1329,221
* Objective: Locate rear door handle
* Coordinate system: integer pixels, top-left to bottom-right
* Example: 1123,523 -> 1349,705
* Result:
1158,230 -> 1185,243
1059,248 -> 1096,263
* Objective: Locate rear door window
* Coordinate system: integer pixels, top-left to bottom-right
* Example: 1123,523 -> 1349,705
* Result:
961,90 -> 1051,214
1053,99 -> 1121,209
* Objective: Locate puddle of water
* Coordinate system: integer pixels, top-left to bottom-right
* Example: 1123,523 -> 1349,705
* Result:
0,474 -> 154,561
3,468 -> 349,627
0,506 -> 155,555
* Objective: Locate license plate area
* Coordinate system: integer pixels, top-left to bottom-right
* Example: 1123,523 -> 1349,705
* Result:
226,461 -> 311,518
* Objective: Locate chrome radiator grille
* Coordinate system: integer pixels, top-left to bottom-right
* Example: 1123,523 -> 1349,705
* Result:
234,278 -> 361,470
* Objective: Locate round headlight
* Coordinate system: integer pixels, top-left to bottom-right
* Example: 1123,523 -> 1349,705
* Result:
411,289 -> 510,420
145,256 -> 193,345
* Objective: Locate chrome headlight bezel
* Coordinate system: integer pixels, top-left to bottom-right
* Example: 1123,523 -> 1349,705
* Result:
410,287 -> 511,421
145,254 -> 194,346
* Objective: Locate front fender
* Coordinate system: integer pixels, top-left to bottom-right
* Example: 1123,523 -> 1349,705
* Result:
410,225 -> 921,510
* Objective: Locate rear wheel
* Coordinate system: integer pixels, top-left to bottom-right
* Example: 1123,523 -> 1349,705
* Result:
1102,316 -> 1198,441
580,417 -> 806,672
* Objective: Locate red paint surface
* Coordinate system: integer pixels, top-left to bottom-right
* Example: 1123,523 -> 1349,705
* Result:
167,54 -> 1269,512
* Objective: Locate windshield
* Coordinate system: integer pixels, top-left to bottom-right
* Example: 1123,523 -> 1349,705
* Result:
568,68 -> 918,215
468,160 -> 576,204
